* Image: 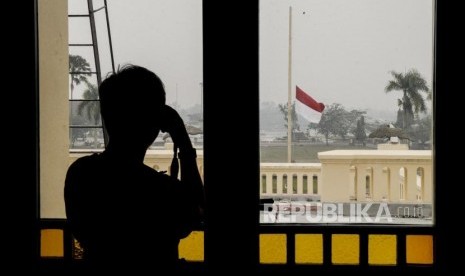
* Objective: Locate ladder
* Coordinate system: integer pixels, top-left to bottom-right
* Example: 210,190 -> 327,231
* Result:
69,0 -> 115,148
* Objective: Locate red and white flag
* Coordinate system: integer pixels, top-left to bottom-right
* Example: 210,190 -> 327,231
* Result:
295,85 -> 325,123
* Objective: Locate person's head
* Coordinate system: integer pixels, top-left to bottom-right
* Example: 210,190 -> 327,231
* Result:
99,65 -> 166,149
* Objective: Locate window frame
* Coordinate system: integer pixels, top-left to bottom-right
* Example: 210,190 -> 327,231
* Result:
27,0 -> 453,272
203,0 -> 444,272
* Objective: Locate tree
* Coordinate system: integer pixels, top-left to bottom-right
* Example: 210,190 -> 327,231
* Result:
394,106 -> 404,128
354,115 -> 367,146
78,81 -> 101,148
385,69 -> 429,130
412,114 -> 432,147
307,122 -> 319,140
70,111 -> 87,147
426,90 -> 432,101
317,104 -> 345,145
317,103 -> 365,145
339,109 -> 365,140
278,101 -> 300,141
69,54 -> 91,99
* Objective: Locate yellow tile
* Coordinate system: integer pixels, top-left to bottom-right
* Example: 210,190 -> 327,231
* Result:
179,231 -> 204,262
295,234 -> 323,264
406,235 -> 433,264
332,234 -> 359,265
260,234 -> 287,264
369,235 -> 397,265
41,229 -> 64,258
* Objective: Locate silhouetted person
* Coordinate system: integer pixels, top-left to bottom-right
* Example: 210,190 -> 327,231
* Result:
64,65 -> 204,272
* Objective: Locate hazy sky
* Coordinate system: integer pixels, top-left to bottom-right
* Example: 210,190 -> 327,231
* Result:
260,0 -> 434,117
69,0 -> 203,108
69,0 -> 434,118
260,0 -> 433,117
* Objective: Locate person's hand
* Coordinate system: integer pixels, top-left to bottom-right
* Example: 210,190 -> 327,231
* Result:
159,105 -> 192,150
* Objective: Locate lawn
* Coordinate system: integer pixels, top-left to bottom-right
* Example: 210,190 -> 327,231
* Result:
260,143 -> 372,163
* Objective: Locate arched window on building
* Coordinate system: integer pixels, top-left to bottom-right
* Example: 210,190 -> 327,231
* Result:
312,175 -> 318,194
262,174 -> 267,194
350,166 -> 357,201
382,167 -> 391,201
399,167 -> 407,200
292,174 -> 298,194
417,167 -> 424,201
282,174 -> 288,194
365,167 -> 373,200
366,175 -> 371,199
303,175 -> 308,194
272,174 -> 277,194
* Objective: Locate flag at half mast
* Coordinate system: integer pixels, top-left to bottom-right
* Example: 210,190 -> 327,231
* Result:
295,85 -> 325,123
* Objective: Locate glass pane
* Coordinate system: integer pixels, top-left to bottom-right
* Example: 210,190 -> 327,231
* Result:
107,0 -> 204,150
70,100 -> 102,126
260,0 -> 434,225
70,127 -> 105,149
69,46 -> 97,72
93,0 -> 105,9
68,0 -> 89,15
69,74 -> 99,100
69,17 -> 93,44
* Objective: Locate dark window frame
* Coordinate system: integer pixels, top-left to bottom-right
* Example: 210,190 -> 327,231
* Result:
25,0 -> 454,272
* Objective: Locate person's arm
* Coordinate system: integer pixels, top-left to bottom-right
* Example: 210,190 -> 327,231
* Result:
161,106 -> 205,215
178,144 -> 205,215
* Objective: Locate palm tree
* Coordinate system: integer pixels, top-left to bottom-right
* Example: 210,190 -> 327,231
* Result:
78,81 -> 101,148
385,69 -> 429,129
69,54 -> 91,99
426,90 -> 433,101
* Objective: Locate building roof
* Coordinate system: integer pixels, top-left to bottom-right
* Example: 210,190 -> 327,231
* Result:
318,150 -> 432,160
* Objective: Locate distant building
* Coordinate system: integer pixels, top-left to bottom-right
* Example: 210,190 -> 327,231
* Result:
318,147 -> 431,204
260,143 -> 432,205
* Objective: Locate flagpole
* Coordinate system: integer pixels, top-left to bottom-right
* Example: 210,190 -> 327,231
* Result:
287,6 -> 293,163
